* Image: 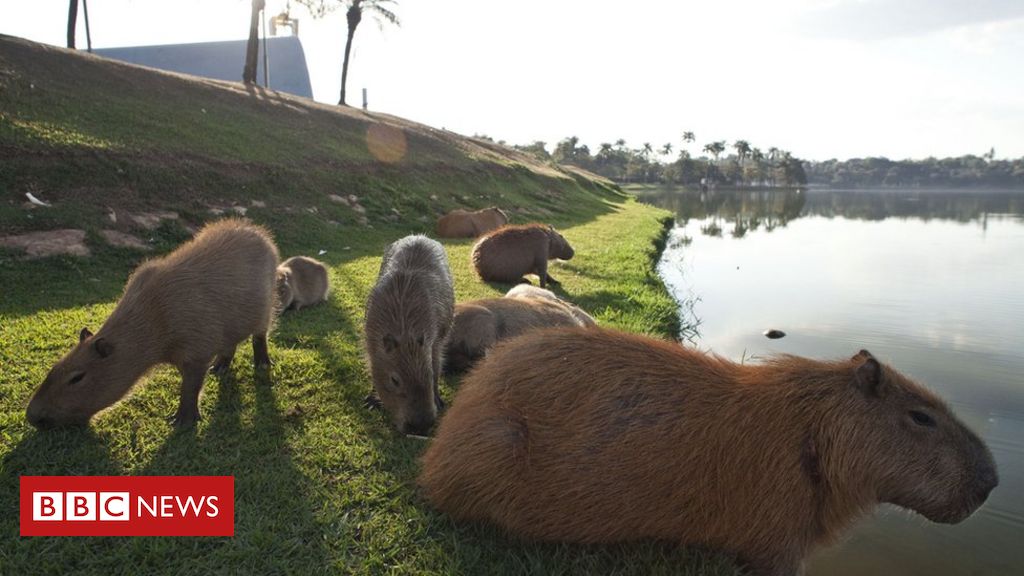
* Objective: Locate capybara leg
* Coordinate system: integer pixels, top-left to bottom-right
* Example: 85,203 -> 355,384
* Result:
536,259 -> 549,288
545,273 -> 561,286
252,333 -> 271,369
210,347 -> 237,375
432,341 -> 445,411
170,362 -> 207,428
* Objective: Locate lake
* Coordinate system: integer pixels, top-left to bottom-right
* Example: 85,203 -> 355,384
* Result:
637,186 -> 1024,575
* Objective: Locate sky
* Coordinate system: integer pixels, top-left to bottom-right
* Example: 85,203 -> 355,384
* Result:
3,0 -> 1024,161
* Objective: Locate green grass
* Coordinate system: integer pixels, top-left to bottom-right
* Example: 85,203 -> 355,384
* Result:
0,35 -> 735,575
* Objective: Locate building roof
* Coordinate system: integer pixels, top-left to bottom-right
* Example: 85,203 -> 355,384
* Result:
94,36 -> 312,99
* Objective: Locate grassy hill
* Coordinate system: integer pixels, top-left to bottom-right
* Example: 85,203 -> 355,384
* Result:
0,35 -> 730,575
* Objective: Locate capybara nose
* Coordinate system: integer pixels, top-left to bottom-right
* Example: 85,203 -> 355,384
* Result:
975,463 -> 999,500
27,409 -> 52,429
404,418 -> 435,437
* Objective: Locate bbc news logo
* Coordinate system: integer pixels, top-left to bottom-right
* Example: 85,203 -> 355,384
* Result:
20,476 -> 233,536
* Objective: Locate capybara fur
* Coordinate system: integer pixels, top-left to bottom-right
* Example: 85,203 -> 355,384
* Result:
27,219 -> 280,429
276,256 -> 329,311
436,207 -> 509,238
420,327 -> 999,576
471,224 -> 574,288
504,284 -> 596,327
444,297 -> 590,374
365,235 -> 454,434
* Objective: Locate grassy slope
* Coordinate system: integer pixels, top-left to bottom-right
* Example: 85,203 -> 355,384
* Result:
0,36 -> 734,575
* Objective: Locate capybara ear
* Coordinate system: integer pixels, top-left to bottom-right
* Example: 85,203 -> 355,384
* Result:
93,337 -> 114,358
854,354 -> 882,397
382,333 -> 399,353
851,349 -> 874,361
79,327 -> 93,342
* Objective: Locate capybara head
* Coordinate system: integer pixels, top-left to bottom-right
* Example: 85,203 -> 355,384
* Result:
276,268 -> 294,310
367,329 -> 439,435
545,226 -> 574,260
486,207 -> 509,224
838,350 -> 998,524
26,328 -> 132,428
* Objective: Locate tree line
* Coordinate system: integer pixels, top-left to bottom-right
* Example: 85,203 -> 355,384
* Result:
508,135 -> 809,188
804,155 -> 1024,188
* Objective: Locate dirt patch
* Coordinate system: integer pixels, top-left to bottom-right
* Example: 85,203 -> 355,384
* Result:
0,229 -> 89,258
100,229 -> 150,250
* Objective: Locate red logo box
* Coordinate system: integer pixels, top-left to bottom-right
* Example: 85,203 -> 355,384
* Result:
20,476 -> 234,536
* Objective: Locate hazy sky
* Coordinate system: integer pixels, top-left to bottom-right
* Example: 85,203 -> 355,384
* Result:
4,0 -> 1024,160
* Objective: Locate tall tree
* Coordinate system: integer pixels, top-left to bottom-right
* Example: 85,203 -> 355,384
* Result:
242,0 -> 266,84
661,143 -> 673,158
299,0 -> 400,106
67,0 -> 79,49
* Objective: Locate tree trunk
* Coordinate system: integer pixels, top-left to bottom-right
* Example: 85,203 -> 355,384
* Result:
242,0 -> 265,84
67,0 -> 78,49
339,3 -> 363,106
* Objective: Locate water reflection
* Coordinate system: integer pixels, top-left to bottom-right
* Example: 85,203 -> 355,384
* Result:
638,187 -> 1024,233
642,186 -> 1024,576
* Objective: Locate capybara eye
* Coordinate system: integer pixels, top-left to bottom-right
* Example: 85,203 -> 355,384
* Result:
910,410 -> 936,427
67,372 -> 86,386
389,375 -> 402,390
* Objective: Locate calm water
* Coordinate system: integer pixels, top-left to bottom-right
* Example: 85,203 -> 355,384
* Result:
641,187 -> 1024,575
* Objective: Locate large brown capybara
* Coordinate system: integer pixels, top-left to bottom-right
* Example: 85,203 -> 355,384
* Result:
27,219 -> 280,429
436,207 -> 508,238
504,284 -> 596,327
277,255 -> 330,311
471,224 -> 574,288
420,327 -> 999,576
364,235 -> 454,434
444,297 -> 591,374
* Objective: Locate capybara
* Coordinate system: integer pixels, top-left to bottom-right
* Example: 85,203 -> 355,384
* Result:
277,255 -> 329,311
471,224 -> 574,288
26,219 -> 279,429
436,207 -> 509,238
504,284 -> 596,327
420,327 -> 999,576
364,235 -> 454,434
444,297 -> 590,374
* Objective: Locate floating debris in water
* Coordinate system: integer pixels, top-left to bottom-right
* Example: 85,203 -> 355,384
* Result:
763,329 -> 786,339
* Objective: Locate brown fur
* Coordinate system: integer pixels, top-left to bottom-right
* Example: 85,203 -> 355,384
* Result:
365,235 -> 454,434
420,327 -> 999,576
504,284 -> 596,327
277,256 -> 329,311
26,219 -> 280,429
470,224 -> 574,288
436,207 -> 509,238
444,297 -> 590,374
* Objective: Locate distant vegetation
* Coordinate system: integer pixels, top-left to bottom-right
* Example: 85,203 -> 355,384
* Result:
507,135 -> 810,188
805,155 -> 1024,189
499,135 -> 1024,190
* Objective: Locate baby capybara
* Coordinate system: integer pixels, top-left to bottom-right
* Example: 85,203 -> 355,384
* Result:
365,235 -> 454,434
420,327 -> 999,576
27,219 -> 279,429
504,284 -> 596,327
277,255 -> 330,311
436,207 -> 508,238
444,297 -> 591,374
471,224 -> 574,288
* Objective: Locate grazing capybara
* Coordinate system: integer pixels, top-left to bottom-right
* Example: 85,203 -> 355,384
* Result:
276,255 -> 329,311
444,297 -> 590,374
364,235 -> 454,434
420,327 -> 999,576
504,284 -> 596,327
26,219 -> 279,429
436,207 -> 509,238
471,224 -> 574,288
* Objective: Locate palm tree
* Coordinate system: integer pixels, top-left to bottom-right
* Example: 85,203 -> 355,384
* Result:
641,142 -> 654,160
661,143 -> 673,158
299,0 -> 400,106
67,0 -> 78,48
733,140 -> 751,186
243,0 -> 266,84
